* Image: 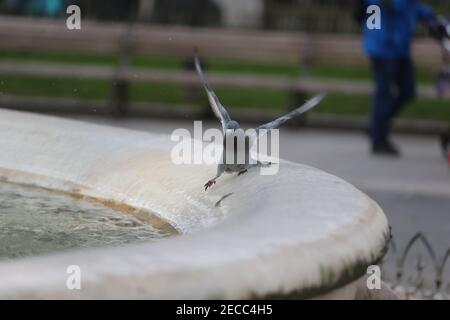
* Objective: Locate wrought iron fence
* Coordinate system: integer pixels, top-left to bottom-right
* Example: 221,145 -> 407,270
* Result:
381,232 -> 450,300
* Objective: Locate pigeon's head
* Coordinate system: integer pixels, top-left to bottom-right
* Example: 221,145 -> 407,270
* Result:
226,120 -> 240,130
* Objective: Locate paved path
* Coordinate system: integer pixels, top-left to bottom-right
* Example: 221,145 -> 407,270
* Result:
69,116 -> 450,279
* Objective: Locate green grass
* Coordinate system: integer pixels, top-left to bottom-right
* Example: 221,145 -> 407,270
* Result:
0,75 -> 110,99
130,82 -> 184,104
0,50 -> 120,66
312,64 -> 435,84
313,93 -> 450,121
131,83 -> 288,109
0,49 -> 436,82
0,75 -> 287,109
1,74 -> 447,121
0,49 -> 447,121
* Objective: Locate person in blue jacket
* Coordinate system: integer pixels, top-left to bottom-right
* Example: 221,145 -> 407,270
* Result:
362,0 -> 436,156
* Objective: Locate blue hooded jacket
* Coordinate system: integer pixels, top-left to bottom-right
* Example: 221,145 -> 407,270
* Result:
363,0 -> 435,58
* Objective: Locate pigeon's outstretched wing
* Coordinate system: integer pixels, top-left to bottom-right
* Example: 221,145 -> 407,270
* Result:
194,54 -> 232,132
255,92 -> 326,133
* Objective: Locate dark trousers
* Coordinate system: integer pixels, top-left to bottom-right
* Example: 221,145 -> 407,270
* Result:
369,56 -> 416,145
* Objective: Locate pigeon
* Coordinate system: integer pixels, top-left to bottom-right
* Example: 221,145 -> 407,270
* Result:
194,54 -> 326,191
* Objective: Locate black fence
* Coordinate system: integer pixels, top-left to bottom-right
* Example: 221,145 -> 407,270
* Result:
382,232 -> 450,299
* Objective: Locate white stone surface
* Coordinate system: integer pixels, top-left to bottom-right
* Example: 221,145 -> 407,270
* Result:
0,109 -> 389,299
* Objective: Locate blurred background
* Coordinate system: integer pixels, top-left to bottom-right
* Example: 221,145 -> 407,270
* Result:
0,0 -> 449,297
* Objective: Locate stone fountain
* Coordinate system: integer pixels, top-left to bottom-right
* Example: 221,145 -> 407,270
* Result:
0,109 -> 389,299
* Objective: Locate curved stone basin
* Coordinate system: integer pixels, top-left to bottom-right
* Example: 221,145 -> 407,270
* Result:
0,181 -> 172,260
0,109 -> 389,299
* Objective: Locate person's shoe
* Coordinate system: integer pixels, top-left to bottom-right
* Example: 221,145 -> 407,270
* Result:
371,141 -> 400,157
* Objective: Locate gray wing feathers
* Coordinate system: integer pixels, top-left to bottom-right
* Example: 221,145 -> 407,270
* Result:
194,55 -> 232,131
256,92 -> 327,132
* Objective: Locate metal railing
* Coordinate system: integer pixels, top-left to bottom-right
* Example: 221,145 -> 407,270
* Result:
381,232 -> 450,299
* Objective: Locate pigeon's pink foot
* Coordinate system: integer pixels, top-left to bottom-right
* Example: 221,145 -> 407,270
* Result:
238,169 -> 248,176
204,179 -> 216,191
